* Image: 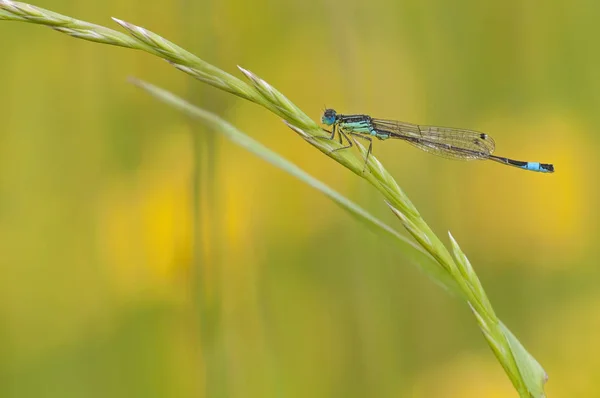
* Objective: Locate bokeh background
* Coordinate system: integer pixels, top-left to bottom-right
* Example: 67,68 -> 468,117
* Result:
0,0 -> 597,397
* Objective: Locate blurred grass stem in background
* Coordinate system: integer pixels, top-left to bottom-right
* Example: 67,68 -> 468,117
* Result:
0,1 -> 548,397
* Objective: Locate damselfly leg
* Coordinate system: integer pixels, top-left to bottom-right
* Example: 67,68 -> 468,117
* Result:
313,123 -> 354,152
346,133 -> 373,172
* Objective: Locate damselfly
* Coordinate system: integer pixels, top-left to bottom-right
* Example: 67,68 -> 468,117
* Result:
320,109 -> 554,173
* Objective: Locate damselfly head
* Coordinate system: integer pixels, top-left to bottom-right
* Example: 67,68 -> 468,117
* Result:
322,108 -> 337,125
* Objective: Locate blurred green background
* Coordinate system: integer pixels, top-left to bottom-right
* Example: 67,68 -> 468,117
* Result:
0,0 -> 597,397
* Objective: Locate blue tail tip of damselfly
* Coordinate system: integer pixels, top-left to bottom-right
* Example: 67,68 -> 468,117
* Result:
322,108 -> 337,126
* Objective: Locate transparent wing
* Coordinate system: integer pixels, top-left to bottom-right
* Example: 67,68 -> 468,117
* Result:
371,118 -> 496,161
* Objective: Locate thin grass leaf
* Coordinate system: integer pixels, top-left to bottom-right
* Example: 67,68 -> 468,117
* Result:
0,3 -> 548,396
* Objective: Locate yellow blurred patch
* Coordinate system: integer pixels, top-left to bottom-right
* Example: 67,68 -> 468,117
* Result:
408,353 -> 515,398
96,125 -> 194,301
535,291 -> 600,397
460,110 -> 592,267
